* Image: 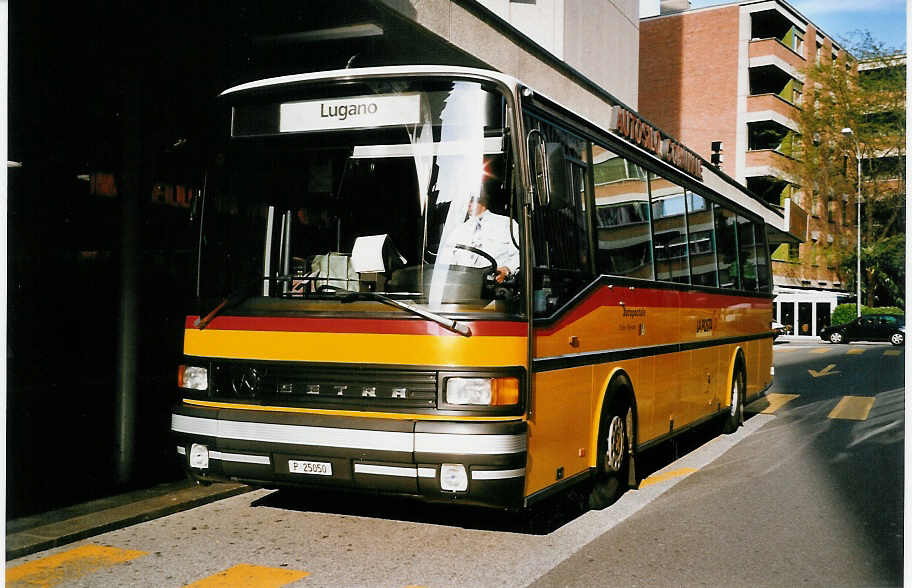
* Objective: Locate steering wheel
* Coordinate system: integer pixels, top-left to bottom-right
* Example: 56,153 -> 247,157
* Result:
453,244 -> 498,273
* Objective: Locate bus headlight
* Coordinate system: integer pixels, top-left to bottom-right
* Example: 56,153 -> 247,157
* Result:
179,365 -> 208,391
446,377 -> 519,406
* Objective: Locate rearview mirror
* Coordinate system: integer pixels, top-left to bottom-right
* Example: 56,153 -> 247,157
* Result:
543,142 -> 569,209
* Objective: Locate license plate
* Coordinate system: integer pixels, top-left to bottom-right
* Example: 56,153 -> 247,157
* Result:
288,460 -> 332,476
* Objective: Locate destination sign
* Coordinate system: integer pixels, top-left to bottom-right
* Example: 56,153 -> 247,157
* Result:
279,94 -> 421,133
608,106 -> 703,180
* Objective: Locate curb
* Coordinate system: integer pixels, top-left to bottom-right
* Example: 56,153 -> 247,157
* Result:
6,481 -> 251,561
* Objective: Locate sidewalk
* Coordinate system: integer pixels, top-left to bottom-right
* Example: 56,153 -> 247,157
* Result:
6,479 -> 250,560
774,335 -> 822,345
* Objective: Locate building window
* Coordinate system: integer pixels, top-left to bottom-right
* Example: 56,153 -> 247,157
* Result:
792,83 -> 803,105
788,242 -> 800,261
827,198 -> 836,223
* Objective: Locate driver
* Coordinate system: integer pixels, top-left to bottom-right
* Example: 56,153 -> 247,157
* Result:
444,190 -> 519,283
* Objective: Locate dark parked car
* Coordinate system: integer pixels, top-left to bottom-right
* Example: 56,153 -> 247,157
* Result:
819,314 -> 905,345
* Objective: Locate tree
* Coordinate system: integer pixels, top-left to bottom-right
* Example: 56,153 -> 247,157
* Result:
790,32 -> 905,308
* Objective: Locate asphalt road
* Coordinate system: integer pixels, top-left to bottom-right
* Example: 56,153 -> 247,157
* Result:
6,341 -> 904,587
533,341 -> 904,587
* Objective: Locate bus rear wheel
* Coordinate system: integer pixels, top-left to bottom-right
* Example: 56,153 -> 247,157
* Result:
722,367 -> 745,434
589,403 -> 631,510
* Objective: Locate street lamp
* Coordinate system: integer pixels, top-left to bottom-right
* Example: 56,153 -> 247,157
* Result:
841,127 -> 862,318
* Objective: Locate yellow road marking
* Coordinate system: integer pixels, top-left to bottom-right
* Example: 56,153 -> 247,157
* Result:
746,393 -> 799,414
638,467 -> 697,489
847,348 -> 865,355
184,564 -> 310,588
811,347 -> 831,354
6,544 -> 147,587
828,396 -> 875,421
808,364 -> 839,378
884,350 -> 901,356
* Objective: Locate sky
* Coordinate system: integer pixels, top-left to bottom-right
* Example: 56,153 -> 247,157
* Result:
688,0 -> 907,52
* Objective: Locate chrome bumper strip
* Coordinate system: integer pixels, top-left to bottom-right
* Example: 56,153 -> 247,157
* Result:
172,414 -> 526,456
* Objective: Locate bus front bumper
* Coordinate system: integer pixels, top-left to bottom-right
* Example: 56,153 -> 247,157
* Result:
171,403 -> 527,509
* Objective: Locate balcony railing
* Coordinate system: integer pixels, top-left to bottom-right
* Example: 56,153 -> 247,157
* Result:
746,148 -> 796,170
749,38 -> 805,69
746,93 -> 801,119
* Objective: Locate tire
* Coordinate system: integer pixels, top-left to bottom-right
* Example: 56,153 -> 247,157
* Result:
829,331 -> 844,344
588,402 -> 631,510
891,332 -> 904,346
722,367 -> 745,434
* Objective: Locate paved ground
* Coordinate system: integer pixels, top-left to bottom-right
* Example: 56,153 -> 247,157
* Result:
5,480 -> 249,560
5,339 -> 903,587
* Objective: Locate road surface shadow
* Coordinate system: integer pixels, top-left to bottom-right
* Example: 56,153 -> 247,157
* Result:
249,416 -> 739,535
250,483 -> 589,535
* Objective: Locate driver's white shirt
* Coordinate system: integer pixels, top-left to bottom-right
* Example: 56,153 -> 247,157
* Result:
444,209 -> 520,273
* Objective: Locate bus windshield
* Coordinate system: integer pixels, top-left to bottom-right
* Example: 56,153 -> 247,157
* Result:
199,77 -> 523,316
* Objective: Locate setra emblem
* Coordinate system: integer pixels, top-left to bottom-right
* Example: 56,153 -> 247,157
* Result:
232,367 -> 259,397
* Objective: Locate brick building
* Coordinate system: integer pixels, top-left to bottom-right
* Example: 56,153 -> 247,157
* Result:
639,0 -> 853,338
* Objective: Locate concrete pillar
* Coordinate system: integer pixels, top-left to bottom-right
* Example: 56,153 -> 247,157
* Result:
114,62 -> 145,485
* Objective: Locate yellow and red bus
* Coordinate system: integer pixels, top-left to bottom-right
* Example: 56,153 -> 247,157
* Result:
171,65 -> 776,510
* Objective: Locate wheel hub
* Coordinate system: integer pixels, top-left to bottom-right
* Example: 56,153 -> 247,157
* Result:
604,415 -> 625,473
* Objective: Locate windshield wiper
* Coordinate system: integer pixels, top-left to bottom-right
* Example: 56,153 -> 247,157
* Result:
323,286 -> 472,337
195,275 -> 295,330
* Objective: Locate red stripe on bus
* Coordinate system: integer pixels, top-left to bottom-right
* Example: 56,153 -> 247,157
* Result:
185,315 -> 526,337
535,286 -> 770,336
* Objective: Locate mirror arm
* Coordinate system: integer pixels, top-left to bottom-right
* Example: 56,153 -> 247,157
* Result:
525,128 -> 549,209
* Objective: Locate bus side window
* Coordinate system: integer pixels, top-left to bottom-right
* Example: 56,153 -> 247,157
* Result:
593,146 -> 653,279
524,114 -> 591,315
714,205 -> 740,290
650,174 -> 690,284
686,192 -> 717,287
755,221 -> 771,292
737,215 -> 758,291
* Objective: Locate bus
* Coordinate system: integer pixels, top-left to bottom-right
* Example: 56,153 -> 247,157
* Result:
171,65 -> 775,510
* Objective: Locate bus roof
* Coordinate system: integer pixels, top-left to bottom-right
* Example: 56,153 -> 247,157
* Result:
220,65 -> 521,97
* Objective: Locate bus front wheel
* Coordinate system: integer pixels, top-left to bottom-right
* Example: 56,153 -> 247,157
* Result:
722,367 -> 745,434
589,402 -> 631,510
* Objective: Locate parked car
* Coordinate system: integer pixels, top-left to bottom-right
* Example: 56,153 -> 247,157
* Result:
771,320 -> 791,340
819,314 -> 905,345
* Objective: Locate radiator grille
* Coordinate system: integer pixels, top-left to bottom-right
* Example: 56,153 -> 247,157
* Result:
211,362 -> 437,410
